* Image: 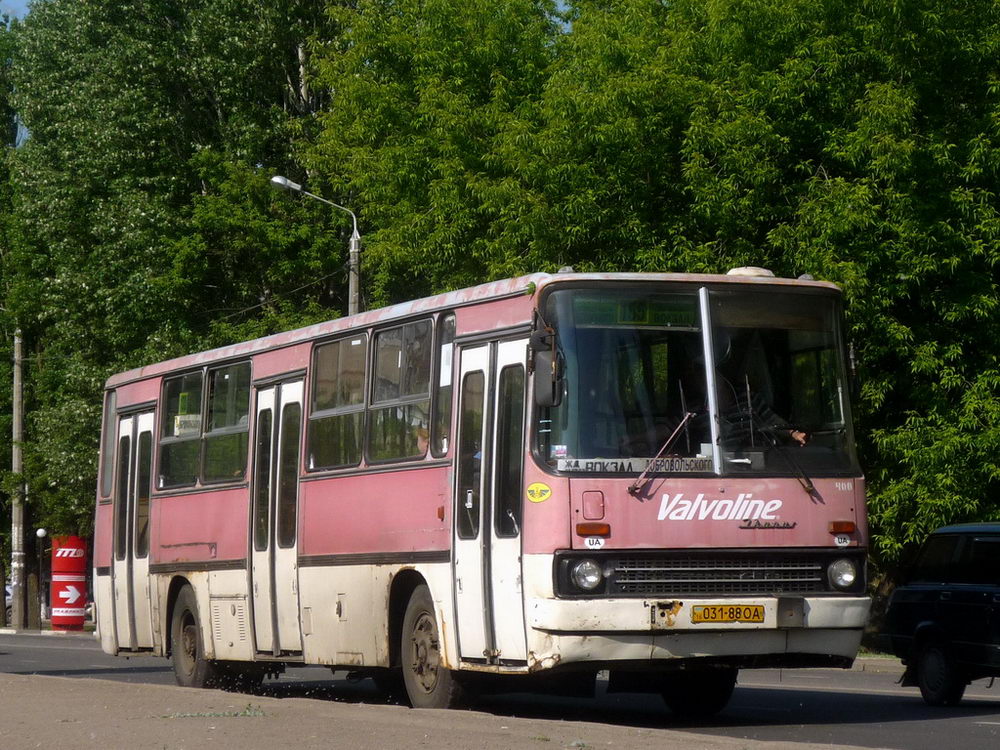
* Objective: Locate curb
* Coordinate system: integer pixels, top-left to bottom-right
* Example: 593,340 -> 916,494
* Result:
0,626 -> 95,637
852,657 -> 904,674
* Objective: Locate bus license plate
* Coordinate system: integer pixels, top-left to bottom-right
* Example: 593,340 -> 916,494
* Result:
691,604 -> 765,624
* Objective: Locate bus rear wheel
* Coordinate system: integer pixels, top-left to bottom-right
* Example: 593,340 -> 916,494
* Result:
171,585 -> 222,689
401,584 -> 463,709
661,668 -> 737,718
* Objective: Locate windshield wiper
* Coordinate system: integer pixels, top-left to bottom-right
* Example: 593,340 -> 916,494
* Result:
757,424 -> 822,503
627,411 -> 696,498
736,377 -> 820,502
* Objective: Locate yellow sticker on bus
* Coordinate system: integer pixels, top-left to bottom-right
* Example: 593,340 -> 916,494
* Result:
526,483 -> 552,503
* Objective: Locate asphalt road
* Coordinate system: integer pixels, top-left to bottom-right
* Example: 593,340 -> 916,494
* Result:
2,631 -> 999,749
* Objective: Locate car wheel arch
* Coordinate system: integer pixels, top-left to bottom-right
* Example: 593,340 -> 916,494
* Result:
910,621 -> 949,657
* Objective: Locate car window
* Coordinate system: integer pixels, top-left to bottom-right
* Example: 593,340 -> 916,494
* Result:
907,534 -> 961,584
955,536 -> 1000,585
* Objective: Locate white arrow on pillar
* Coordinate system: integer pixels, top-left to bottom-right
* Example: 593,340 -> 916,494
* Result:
58,586 -> 82,605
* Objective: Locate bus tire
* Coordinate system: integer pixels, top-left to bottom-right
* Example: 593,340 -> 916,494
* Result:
401,584 -> 463,709
171,585 -> 222,689
661,668 -> 737,718
917,642 -> 966,706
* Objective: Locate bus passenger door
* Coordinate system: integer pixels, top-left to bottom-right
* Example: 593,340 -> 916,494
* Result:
487,339 -> 528,663
111,410 -> 155,652
453,340 -> 528,665
250,380 -> 304,656
454,345 -> 490,660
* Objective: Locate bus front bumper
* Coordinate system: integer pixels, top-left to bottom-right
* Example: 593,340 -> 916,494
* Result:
527,595 -> 870,632
522,595 -> 871,672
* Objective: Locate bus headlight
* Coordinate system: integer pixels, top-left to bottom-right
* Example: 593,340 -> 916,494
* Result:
570,559 -> 604,591
828,558 -> 858,591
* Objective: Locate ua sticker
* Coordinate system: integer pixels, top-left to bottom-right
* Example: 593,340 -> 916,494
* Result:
527,482 -> 552,503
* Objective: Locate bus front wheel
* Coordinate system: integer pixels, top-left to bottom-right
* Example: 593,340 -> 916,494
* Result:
661,668 -> 737,717
171,585 -> 222,689
401,584 -> 463,709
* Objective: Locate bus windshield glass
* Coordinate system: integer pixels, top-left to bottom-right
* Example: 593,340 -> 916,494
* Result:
536,285 -> 858,476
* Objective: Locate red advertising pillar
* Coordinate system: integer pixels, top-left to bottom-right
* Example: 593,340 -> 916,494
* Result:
50,536 -> 87,631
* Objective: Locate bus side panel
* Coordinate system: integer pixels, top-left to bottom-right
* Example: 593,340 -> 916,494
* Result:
297,466 -> 453,669
152,488 -> 249,566
454,294 -> 533,338
298,562 -> 457,669
252,344 -> 309,382
115,378 -> 160,407
520,464 -> 571,556
298,468 -> 451,557
298,564 -> 375,667
93,501 -> 116,654
207,569 -> 255,662
93,500 -> 114,571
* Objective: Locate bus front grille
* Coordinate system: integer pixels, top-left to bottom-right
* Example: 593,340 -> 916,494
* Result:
610,555 -> 827,595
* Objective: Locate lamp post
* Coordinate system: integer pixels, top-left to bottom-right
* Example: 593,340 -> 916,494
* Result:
270,175 -> 362,317
10,328 -> 25,629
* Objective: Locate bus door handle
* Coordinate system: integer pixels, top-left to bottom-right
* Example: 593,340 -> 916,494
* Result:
465,490 -> 474,509
506,509 -> 520,536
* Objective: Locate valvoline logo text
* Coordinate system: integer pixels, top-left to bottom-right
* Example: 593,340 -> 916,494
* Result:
657,493 -> 783,522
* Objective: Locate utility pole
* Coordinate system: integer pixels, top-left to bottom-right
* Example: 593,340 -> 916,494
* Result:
269,175 -> 362,316
348,230 -> 361,317
10,328 -> 25,628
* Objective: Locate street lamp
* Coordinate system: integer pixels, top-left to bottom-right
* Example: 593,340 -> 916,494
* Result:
270,175 -> 362,317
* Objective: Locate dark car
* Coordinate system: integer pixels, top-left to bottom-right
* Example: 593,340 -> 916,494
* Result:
884,523 -> 1000,705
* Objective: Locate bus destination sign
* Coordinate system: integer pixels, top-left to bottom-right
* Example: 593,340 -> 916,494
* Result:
556,456 -> 713,473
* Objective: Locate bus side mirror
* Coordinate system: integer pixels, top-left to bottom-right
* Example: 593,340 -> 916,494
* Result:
529,329 -> 552,352
534,350 -> 563,408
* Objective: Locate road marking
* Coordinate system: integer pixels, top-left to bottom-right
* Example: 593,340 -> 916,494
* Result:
739,681 -> 1000,701
0,642 -> 98,652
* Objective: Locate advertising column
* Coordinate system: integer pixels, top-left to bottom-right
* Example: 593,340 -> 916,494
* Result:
50,535 -> 87,631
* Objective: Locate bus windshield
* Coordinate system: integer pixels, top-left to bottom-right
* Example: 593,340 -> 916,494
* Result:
536,285 -> 859,476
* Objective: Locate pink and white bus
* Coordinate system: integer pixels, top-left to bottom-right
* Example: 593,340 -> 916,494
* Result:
93,269 -> 870,714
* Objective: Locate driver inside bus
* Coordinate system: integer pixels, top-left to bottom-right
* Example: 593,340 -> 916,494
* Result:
714,331 -> 809,447
677,333 -> 809,450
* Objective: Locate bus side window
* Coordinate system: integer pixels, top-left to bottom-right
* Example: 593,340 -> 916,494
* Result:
495,365 -> 525,537
135,431 -> 152,557
369,320 -> 432,462
99,390 -> 117,498
203,362 -> 251,482
114,435 -> 130,560
432,313 -> 456,457
159,372 -> 203,488
277,402 -> 302,548
309,334 -> 367,470
457,370 -> 485,539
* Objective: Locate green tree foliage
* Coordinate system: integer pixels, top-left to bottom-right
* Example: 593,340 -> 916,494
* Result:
309,0 -> 559,304
6,0 -> 336,533
2,0 -> 999,572
308,0 -> 1000,567
659,0 -> 1000,565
